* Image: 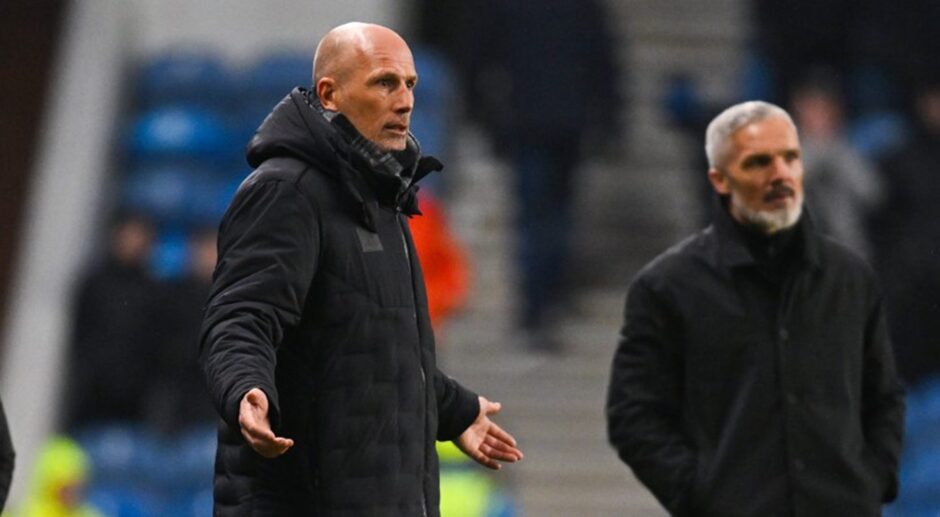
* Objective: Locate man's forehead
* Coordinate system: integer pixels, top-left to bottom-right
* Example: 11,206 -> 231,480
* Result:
733,118 -> 799,150
359,47 -> 416,75
347,31 -> 413,65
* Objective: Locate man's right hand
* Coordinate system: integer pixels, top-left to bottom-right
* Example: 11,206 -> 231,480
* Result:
239,388 -> 294,458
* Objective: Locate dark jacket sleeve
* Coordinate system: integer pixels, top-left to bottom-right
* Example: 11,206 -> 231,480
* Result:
606,275 -> 698,515
0,398 -> 13,512
861,293 -> 906,502
199,178 -> 320,431
434,368 -> 479,441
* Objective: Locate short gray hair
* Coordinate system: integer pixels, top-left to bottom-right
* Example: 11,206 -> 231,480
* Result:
704,101 -> 795,170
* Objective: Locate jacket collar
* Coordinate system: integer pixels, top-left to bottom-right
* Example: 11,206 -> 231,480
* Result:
707,195 -> 822,272
303,91 -> 444,227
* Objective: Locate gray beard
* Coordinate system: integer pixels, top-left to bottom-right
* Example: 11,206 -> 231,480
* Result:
731,192 -> 803,234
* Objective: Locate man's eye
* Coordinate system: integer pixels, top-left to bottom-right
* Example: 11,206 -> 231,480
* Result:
405,80 -> 416,89
378,78 -> 395,88
743,156 -> 771,169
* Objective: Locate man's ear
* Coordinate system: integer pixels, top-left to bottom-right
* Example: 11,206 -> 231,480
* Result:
317,78 -> 339,111
707,168 -> 730,195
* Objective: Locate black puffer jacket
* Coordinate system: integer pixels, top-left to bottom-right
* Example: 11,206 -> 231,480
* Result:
199,88 -> 480,516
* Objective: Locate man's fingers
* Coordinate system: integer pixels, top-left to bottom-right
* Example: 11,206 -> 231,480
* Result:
481,398 -> 502,416
480,441 -> 521,463
242,430 -> 294,459
483,435 -> 523,461
471,448 -> 501,470
262,436 -> 295,457
484,421 -> 518,448
484,435 -> 523,460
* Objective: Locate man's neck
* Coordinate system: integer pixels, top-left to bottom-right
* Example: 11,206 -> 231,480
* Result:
735,216 -> 802,268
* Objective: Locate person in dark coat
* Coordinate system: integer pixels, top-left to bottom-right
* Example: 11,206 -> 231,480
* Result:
199,22 -> 522,516
149,228 -> 219,433
62,214 -> 162,431
461,0 -> 623,352
871,81 -> 940,385
606,101 -> 905,516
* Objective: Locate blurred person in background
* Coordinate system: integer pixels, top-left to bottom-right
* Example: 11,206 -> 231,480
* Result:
790,69 -> 883,259
607,101 -> 905,516
752,0 -> 858,107
871,79 -> 940,386
0,398 -> 13,512
409,190 -> 470,333
459,0 -> 623,353
15,436 -> 101,517
61,213 -> 162,432
147,228 -> 219,434
198,22 -> 521,515
437,441 -> 517,517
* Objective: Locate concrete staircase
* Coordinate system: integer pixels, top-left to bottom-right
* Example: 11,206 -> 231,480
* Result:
437,1 -> 748,515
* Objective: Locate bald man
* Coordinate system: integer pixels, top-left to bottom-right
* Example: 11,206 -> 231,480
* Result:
199,23 -> 521,516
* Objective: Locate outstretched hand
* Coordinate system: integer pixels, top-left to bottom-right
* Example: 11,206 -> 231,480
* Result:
239,388 -> 294,458
454,396 -> 523,470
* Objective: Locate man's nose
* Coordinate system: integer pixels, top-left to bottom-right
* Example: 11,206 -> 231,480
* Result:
770,155 -> 796,180
393,87 -> 413,114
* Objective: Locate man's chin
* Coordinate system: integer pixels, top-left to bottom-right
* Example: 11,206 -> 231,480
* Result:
752,208 -> 801,234
375,138 -> 408,153
733,199 -> 803,234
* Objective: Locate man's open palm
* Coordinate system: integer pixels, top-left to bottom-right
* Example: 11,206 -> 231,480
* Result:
239,388 -> 294,458
455,396 -> 523,470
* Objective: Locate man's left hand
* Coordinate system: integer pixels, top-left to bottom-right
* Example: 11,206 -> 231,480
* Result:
454,396 -> 523,470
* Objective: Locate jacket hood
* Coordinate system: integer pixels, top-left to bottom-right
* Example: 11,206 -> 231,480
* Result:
245,88 -> 443,220
246,88 -> 344,173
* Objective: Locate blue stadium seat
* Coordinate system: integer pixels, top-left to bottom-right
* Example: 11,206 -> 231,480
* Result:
86,484 -> 159,517
738,51 -> 775,103
848,110 -> 908,161
409,46 -> 458,162
164,487 -> 213,517
899,449 -> 940,504
187,172 -> 241,226
150,228 -> 189,280
242,49 -> 311,107
662,74 -> 704,127
158,425 -> 216,491
123,165 -> 196,224
237,49 -> 312,149
128,105 -> 238,166
890,376 -> 940,514
847,65 -> 899,115
73,424 -> 160,484
122,164 -> 227,226
136,50 -> 235,110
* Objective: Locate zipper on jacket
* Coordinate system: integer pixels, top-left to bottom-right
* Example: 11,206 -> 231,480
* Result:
397,207 -> 430,517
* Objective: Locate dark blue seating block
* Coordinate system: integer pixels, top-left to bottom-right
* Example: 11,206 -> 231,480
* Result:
86,484 -> 159,517
128,105 -> 237,165
409,46 -> 457,160
137,50 -> 235,110
122,165 -> 234,227
242,49 -> 310,104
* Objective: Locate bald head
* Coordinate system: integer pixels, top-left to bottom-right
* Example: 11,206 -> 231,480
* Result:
312,22 -> 417,151
313,22 -> 408,84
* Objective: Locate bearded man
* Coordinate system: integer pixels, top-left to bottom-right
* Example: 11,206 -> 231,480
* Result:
605,101 -> 904,517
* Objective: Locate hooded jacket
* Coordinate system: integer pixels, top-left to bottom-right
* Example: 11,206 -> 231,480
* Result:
199,88 -> 480,516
